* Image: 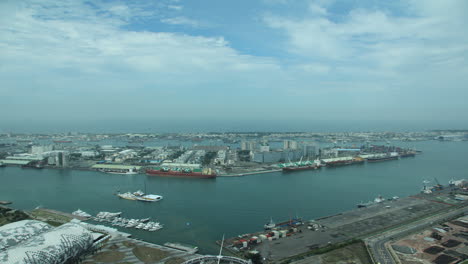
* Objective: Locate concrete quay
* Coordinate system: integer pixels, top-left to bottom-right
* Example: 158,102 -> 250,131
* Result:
224,189 -> 468,263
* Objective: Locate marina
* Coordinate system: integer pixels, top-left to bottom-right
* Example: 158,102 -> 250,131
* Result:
72,209 -> 164,232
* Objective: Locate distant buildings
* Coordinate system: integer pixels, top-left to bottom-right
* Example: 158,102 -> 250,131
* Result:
283,140 -> 298,150
30,145 -> 54,155
303,144 -> 317,158
241,141 -> 257,151
47,151 -> 69,167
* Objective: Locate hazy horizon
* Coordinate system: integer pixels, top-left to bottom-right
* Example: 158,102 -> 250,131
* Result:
1,119 -> 467,134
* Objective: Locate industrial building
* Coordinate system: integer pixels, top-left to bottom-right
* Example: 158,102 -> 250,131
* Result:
241,141 -> 257,151
283,140 -> 298,150
251,149 -> 303,163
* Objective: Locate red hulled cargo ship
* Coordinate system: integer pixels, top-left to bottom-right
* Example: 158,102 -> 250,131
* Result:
146,167 -> 216,178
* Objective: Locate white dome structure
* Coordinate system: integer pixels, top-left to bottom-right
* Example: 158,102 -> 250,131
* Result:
0,220 -> 53,251
0,222 -> 94,264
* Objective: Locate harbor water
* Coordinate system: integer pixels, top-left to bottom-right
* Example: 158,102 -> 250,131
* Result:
0,140 -> 467,254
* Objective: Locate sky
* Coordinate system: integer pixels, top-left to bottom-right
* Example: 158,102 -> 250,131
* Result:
1,0 -> 468,132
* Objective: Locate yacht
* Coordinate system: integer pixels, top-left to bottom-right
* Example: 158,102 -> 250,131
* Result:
136,194 -> 163,202
72,209 -> 92,218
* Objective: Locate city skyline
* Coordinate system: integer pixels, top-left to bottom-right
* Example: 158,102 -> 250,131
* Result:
1,0 -> 467,131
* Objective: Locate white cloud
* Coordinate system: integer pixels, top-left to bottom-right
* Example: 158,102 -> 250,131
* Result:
0,0 -> 288,122
161,16 -> 199,27
264,0 -> 468,84
1,0 -> 467,125
168,5 -> 183,11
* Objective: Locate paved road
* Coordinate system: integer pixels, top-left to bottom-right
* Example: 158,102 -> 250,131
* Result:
365,205 -> 468,264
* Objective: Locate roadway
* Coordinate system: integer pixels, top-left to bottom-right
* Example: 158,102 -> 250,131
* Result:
365,204 -> 468,264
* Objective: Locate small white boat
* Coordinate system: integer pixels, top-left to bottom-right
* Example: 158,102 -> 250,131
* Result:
374,195 -> 385,203
72,209 -> 92,218
136,194 -> 163,202
96,211 -> 122,220
264,218 -> 275,230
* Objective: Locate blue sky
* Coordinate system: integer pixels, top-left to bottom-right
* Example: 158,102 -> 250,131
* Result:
1,0 -> 467,131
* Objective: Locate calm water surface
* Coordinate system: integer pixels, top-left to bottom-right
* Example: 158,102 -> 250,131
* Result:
1,140 -> 467,254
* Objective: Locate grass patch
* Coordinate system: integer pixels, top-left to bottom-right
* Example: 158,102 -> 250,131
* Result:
30,209 -> 71,223
321,241 -> 372,264
281,240 -> 372,264
133,246 -> 170,263
93,251 -> 125,262
122,240 -> 136,248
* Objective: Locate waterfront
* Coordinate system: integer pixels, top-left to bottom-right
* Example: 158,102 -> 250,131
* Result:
1,140 -> 467,254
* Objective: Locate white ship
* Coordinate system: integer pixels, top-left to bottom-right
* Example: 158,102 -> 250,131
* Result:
136,194 -> 163,202
264,218 -> 276,230
117,188 -> 163,202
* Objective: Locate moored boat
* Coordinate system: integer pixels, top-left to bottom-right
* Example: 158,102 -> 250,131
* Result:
280,159 -> 322,172
399,151 -> 416,158
323,157 -> 365,167
72,209 -> 92,218
367,153 -> 399,162
264,218 -> 276,230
